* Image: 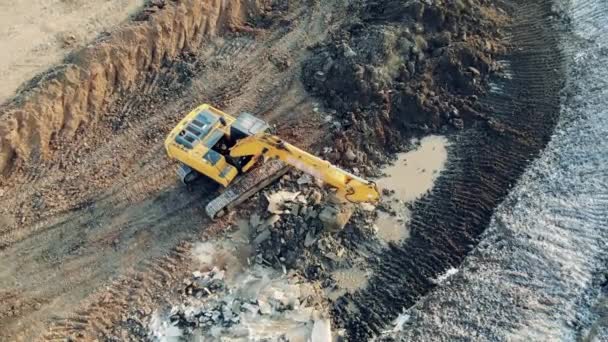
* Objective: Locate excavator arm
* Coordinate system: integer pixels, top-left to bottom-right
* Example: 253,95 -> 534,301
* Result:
229,133 -> 380,203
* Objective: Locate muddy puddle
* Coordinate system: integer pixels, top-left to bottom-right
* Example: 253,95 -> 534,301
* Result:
375,135 -> 449,243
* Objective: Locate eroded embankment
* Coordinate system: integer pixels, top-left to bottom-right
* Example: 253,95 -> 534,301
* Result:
0,0 -> 266,176
320,0 -> 565,338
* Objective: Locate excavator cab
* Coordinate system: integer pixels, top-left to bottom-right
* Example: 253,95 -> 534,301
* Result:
164,104 -> 269,185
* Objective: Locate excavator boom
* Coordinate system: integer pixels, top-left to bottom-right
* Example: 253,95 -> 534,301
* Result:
229,133 -> 380,203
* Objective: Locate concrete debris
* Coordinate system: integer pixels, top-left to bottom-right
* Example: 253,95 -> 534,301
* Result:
468,66 -> 481,76
150,264 -> 327,341
318,204 -> 354,232
265,190 -> 301,214
182,267 -> 225,299
304,231 -> 317,247
345,148 -> 357,162
343,46 -> 357,58
309,189 -> 323,205
232,167 -> 381,297
261,214 -> 281,230
297,173 -> 313,185
360,202 -> 376,212
249,213 -> 262,229
253,229 -> 271,245
311,318 -> 333,342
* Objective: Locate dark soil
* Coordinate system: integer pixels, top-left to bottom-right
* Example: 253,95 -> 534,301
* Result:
302,0 -> 564,339
302,0 -> 509,166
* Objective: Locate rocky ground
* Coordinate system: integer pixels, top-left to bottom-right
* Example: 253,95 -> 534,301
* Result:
0,0 -> 590,341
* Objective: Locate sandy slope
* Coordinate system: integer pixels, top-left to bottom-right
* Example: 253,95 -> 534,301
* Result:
0,0 -> 144,103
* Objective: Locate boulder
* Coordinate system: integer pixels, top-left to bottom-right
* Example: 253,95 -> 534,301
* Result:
318,204 -> 354,232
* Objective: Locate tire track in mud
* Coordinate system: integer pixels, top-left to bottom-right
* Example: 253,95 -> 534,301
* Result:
0,0 -> 266,248
0,20 -> 266,250
0,5 -> 271,340
335,0 -> 566,339
42,242 -> 194,341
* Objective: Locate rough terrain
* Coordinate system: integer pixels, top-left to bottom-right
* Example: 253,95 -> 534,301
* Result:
0,0 -> 601,341
0,1 -> 346,340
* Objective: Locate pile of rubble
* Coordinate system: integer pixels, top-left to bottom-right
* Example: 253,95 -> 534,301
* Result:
147,162 -> 411,340
240,170 -> 391,282
149,264 -> 333,341
169,268 -> 252,332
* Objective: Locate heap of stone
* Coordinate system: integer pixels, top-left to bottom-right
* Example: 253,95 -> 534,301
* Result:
244,170 -> 379,281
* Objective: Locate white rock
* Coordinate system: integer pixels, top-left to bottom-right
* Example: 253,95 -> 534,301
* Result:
253,229 -> 271,245
344,46 -> 357,57
241,302 -> 259,314
310,319 -> 332,342
258,299 -> 272,315
266,190 -> 301,214
304,231 -> 317,247
297,174 -> 313,185
250,213 -> 261,228
318,204 -> 353,232
345,149 -> 357,161
360,203 -> 376,212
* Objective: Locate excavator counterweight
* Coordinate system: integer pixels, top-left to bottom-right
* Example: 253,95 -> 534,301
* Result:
165,104 -> 380,218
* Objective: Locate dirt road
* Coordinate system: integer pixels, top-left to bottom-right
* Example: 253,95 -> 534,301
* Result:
0,1 -> 340,340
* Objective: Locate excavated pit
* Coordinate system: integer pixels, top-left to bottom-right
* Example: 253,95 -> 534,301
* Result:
322,0 -> 565,339
0,0 -> 575,340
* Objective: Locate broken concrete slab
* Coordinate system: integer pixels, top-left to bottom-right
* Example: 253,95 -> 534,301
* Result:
266,190 -> 301,214
318,204 -> 354,232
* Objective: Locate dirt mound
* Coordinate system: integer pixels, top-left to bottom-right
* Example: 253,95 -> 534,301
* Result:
0,0 -> 269,176
302,0 -> 508,160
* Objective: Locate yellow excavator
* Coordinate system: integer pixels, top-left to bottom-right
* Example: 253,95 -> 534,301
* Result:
165,104 -> 379,218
